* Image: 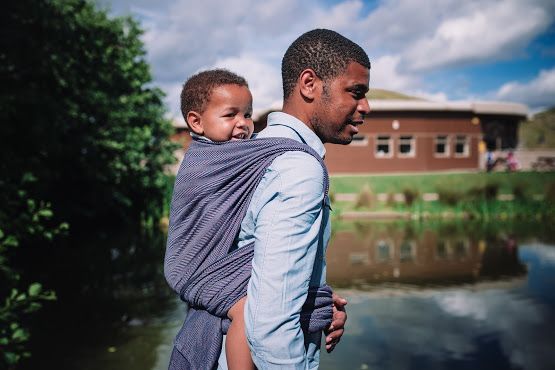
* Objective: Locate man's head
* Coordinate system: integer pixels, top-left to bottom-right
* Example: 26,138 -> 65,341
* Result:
281,29 -> 371,144
181,69 -> 253,141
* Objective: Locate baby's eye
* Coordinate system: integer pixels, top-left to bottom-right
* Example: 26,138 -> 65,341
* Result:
223,112 -> 236,118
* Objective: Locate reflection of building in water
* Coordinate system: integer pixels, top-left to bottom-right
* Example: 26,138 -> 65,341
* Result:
326,225 -> 526,288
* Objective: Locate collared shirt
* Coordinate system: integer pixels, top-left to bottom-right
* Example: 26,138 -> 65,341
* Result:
217,112 -> 331,369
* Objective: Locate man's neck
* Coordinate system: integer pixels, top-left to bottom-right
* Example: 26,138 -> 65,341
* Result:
282,100 -> 314,133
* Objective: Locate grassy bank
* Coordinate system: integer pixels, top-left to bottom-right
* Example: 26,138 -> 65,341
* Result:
330,171 -> 555,194
330,171 -> 555,220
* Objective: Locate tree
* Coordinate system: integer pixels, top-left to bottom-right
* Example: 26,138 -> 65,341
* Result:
0,1 -> 177,366
519,107 -> 555,149
1,0 -> 177,231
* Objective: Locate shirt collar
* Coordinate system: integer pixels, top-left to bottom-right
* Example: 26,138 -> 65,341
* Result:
267,112 -> 326,159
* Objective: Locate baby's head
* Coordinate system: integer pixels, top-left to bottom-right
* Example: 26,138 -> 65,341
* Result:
181,69 -> 254,142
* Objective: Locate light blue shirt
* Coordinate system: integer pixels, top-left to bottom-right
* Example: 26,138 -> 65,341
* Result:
217,112 -> 331,369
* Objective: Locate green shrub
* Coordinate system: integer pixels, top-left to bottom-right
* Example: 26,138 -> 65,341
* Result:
484,183 -> 499,200
328,191 -> 336,204
403,188 -> 419,206
437,186 -> 463,206
512,183 -> 527,201
546,182 -> 555,204
385,192 -> 396,207
355,184 -> 374,209
466,182 -> 499,201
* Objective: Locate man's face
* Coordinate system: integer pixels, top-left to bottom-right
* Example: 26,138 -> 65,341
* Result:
310,62 -> 370,144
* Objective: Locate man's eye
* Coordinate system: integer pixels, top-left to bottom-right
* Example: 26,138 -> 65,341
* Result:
352,91 -> 366,99
245,113 -> 252,119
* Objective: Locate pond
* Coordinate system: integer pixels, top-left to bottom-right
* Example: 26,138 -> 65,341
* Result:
20,221 -> 555,370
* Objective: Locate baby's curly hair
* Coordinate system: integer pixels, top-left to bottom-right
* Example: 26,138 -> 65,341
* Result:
180,69 -> 248,120
281,29 -> 370,100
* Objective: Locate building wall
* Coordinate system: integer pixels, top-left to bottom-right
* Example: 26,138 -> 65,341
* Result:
324,112 -> 482,173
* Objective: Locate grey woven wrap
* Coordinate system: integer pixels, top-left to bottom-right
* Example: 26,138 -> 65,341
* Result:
164,137 -> 334,370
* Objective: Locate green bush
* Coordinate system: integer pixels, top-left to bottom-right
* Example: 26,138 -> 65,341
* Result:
546,182 -> 555,204
437,186 -> 463,206
512,182 -> 527,201
355,184 -> 374,209
385,192 -> 396,207
402,188 -> 419,206
0,176 -> 64,368
484,183 -> 500,200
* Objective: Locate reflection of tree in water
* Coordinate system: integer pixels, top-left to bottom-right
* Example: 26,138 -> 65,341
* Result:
19,229 -> 175,370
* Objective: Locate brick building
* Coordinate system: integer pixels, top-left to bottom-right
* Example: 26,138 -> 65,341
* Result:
324,100 -> 527,173
172,99 -> 527,174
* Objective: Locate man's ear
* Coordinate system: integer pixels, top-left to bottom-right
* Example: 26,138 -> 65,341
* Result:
186,111 -> 204,135
299,68 -> 321,101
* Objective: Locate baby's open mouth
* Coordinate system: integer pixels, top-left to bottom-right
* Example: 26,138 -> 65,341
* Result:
232,132 -> 248,140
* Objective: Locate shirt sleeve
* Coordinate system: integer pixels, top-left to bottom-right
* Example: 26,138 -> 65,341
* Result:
244,151 -> 326,369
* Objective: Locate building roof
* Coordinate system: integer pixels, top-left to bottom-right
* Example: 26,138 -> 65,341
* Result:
370,99 -> 528,117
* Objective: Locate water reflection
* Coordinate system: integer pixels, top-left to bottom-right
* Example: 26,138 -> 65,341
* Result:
320,221 -> 555,370
327,221 -> 527,288
17,221 -> 555,370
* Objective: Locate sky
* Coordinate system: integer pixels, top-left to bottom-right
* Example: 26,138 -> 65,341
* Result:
97,0 -> 555,120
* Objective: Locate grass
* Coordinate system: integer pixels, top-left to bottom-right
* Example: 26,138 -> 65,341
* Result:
330,171 -> 555,195
329,171 -> 555,220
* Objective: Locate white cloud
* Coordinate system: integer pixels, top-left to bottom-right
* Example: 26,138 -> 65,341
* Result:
370,55 -> 419,91
405,0 -> 552,71
212,55 -> 283,116
102,0 -> 555,113
496,67 -> 555,109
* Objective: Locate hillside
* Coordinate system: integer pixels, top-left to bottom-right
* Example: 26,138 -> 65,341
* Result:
366,88 -> 422,100
519,107 -> 555,148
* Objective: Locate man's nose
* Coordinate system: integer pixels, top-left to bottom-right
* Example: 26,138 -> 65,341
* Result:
358,98 -> 371,116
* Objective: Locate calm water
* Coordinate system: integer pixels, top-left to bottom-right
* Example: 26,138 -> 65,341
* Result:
20,221 -> 555,370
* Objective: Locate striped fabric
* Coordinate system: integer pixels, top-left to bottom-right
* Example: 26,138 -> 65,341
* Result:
164,137 -> 333,370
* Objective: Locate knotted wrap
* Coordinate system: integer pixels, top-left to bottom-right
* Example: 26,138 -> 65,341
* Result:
164,137 -> 334,370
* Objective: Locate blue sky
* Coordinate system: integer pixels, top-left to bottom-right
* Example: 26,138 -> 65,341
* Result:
98,0 -> 555,119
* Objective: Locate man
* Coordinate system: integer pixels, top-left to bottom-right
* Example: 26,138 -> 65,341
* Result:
221,29 -> 371,369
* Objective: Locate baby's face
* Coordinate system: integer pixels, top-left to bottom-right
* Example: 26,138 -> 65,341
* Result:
199,84 -> 254,142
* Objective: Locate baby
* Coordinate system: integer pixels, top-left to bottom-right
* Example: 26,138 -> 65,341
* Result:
179,69 -> 254,370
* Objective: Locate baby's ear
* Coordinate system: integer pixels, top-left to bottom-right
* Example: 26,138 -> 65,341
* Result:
186,111 -> 204,135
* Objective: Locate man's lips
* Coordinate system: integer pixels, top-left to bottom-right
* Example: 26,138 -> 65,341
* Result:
347,120 -> 363,134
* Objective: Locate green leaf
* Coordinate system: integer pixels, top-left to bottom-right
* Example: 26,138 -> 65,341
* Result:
28,283 -> 42,297
38,209 -> 53,218
12,328 -> 27,341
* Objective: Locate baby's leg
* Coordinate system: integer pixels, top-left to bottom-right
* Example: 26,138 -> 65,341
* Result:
226,296 -> 255,370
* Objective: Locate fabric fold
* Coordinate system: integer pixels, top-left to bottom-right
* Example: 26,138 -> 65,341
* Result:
165,137 -> 333,370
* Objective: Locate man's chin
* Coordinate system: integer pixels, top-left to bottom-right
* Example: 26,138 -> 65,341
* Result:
328,136 -> 353,145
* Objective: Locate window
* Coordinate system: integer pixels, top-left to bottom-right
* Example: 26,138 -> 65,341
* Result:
399,240 -> 415,262
436,240 -> 448,259
376,240 -> 391,262
349,252 -> 369,265
455,135 -> 469,157
375,135 -> 392,157
454,240 -> 469,258
435,135 -> 449,157
398,135 -> 415,157
350,134 -> 368,146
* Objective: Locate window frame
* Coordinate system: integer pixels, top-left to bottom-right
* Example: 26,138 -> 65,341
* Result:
434,134 -> 450,158
397,135 -> 416,158
454,135 -> 470,157
375,135 -> 393,158
349,134 -> 369,146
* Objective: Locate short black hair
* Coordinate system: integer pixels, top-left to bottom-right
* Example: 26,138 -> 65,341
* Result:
180,69 -> 248,119
281,29 -> 370,100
